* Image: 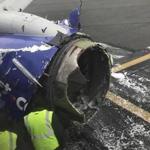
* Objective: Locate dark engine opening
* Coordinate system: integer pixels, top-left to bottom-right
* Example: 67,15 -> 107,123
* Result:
46,35 -> 110,122
68,46 -> 110,121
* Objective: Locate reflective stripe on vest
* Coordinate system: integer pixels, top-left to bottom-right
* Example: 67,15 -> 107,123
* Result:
24,110 -> 59,150
0,131 -> 17,150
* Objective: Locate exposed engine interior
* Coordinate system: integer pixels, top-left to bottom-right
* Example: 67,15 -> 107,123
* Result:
47,34 -> 111,122
68,45 -> 110,121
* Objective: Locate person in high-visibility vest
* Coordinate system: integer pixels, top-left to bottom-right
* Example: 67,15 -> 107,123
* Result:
24,109 -> 64,150
0,130 -> 17,150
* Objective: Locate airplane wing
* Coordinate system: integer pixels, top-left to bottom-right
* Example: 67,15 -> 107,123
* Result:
0,0 -> 34,11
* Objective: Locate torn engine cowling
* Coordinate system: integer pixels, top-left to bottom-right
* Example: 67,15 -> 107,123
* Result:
47,33 -> 111,122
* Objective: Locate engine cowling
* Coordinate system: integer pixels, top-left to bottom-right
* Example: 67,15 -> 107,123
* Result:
46,33 -> 111,122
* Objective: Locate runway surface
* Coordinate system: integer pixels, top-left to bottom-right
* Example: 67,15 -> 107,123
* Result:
25,0 -> 150,50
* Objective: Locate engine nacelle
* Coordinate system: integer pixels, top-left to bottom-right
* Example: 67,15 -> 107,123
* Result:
46,33 -> 111,122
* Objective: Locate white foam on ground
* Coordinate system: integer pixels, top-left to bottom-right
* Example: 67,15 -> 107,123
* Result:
111,72 -> 150,104
100,116 -> 150,150
112,72 -> 149,94
111,72 -> 125,79
112,54 -> 124,59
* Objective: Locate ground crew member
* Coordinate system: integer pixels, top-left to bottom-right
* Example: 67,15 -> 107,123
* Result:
24,109 -> 63,150
0,130 -> 17,150
0,108 -> 65,150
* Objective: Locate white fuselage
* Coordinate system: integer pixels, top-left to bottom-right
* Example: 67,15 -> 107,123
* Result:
0,11 -> 68,36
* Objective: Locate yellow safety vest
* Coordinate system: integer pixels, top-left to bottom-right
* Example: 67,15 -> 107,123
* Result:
0,131 -> 17,150
24,110 -> 59,150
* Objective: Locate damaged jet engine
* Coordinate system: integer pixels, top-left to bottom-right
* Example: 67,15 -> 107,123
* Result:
0,7 -> 111,122
47,33 -> 111,122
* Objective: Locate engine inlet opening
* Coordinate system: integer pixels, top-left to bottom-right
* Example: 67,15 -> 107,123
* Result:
68,46 -> 110,121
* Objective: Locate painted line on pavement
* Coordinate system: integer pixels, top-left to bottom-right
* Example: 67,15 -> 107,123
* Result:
107,53 -> 150,123
106,91 -> 150,123
112,53 -> 150,72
